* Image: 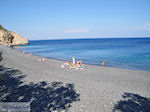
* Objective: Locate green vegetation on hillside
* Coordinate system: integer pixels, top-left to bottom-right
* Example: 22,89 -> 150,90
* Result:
0,25 -> 8,31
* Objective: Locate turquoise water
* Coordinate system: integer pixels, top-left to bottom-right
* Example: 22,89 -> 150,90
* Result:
15,38 -> 150,71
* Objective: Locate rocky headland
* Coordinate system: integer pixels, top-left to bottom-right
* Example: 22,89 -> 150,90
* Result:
0,25 -> 29,46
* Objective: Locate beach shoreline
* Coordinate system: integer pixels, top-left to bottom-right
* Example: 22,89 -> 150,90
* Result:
0,45 -> 150,112
12,45 -> 150,72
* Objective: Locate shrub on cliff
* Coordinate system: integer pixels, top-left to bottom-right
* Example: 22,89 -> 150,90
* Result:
0,25 -> 8,32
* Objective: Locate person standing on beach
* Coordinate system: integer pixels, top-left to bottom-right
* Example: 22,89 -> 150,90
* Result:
72,57 -> 75,66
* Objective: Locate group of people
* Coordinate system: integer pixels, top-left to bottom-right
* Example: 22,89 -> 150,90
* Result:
22,51 -> 47,62
61,57 -> 108,70
61,58 -> 86,70
22,51 -> 108,68
38,58 -> 47,62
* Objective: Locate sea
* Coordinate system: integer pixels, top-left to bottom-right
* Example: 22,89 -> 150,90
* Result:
14,38 -> 150,71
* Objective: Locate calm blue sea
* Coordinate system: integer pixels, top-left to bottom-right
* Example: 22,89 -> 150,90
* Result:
15,38 -> 150,71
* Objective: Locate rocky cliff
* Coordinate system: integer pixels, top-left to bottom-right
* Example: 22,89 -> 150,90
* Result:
0,25 -> 29,45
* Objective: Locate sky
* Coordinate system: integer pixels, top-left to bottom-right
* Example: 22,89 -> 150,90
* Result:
1,0 -> 150,40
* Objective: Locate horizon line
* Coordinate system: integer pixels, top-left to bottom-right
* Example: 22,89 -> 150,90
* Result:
29,37 -> 150,41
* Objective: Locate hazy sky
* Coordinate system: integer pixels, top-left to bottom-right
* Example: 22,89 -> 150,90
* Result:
1,0 -> 150,40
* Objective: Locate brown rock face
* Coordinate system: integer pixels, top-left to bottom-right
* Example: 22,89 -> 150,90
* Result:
10,32 -> 29,45
0,25 -> 29,46
0,30 -> 14,45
